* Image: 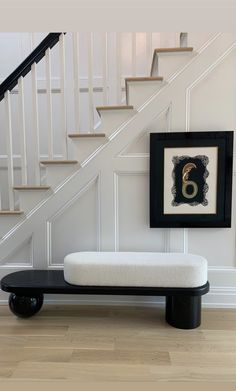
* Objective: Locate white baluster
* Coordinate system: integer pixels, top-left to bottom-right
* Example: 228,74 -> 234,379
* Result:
73,32 -> 80,132
30,33 -> 35,51
59,33 -> 67,158
45,48 -> 53,158
146,33 -> 153,73
180,32 -> 188,47
5,91 -> 15,210
88,32 -> 94,132
18,76 -> 27,185
31,63 -> 41,184
132,32 -> 136,76
102,32 -> 108,105
116,32 -> 121,104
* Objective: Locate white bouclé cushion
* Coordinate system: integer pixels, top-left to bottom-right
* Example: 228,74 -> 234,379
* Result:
64,252 -> 208,288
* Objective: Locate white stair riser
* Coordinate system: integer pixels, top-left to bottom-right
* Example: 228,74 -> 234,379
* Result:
127,81 -> 163,108
152,52 -> 196,79
44,165 -> 79,187
97,110 -> 135,135
70,138 -> 107,164
16,190 -> 52,214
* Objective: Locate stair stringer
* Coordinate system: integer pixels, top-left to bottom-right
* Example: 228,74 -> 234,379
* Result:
0,33 -> 235,269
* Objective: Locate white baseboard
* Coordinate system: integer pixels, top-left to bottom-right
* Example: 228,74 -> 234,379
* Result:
202,287 -> 236,308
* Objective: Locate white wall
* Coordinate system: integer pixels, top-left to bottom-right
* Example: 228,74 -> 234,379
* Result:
1,33 -> 233,308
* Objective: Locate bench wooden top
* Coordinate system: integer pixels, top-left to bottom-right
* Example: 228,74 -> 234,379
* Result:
1,270 -> 209,296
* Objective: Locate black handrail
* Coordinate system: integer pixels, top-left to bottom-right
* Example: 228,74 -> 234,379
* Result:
0,33 -> 64,102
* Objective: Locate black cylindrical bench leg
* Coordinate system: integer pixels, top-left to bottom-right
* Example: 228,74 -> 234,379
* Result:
165,295 -> 202,329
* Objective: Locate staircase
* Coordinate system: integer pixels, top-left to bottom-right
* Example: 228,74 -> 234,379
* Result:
1,32 -> 233,303
0,32 -> 197,234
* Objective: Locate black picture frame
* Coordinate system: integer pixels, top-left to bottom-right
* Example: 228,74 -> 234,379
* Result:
150,131 -> 234,228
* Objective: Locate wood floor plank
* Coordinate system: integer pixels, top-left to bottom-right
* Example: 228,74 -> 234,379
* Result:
24,335 -> 115,350
11,362 -> 154,381
169,351 -> 236,367
0,363 -> 17,379
148,365 -> 236,382
70,349 -> 170,365
0,306 -> 12,315
115,338 -> 220,353
0,325 -> 68,336
0,347 -> 73,363
202,329 -> 236,340
114,331 -> 206,352
0,336 -> 26,348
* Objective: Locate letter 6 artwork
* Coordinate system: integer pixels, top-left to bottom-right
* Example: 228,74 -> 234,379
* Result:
182,162 -> 198,199
171,155 -> 209,207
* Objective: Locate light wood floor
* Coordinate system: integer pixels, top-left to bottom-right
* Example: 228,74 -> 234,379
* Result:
0,304 -> 236,382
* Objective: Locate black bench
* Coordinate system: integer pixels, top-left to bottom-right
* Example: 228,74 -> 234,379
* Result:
1,270 -> 209,329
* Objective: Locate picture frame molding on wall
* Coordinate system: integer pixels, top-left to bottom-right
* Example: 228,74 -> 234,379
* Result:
150,131 -> 234,228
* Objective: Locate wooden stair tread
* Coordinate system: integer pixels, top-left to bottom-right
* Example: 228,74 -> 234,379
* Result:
68,133 -> 106,138
125,77 -> 163,82
151,47 -> 194,76
154,47 -> 194,53
96,105 -> 134,112
14,186 -> 50,190
40,160 -> 78,165
0,210 -> 24,215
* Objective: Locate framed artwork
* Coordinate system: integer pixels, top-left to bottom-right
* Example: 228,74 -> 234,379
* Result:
150,131 -> 234,228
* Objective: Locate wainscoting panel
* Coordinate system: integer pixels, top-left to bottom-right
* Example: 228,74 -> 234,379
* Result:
115,172 -> 166,252
48,176 -> 100,266
0,235 -> 33,267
